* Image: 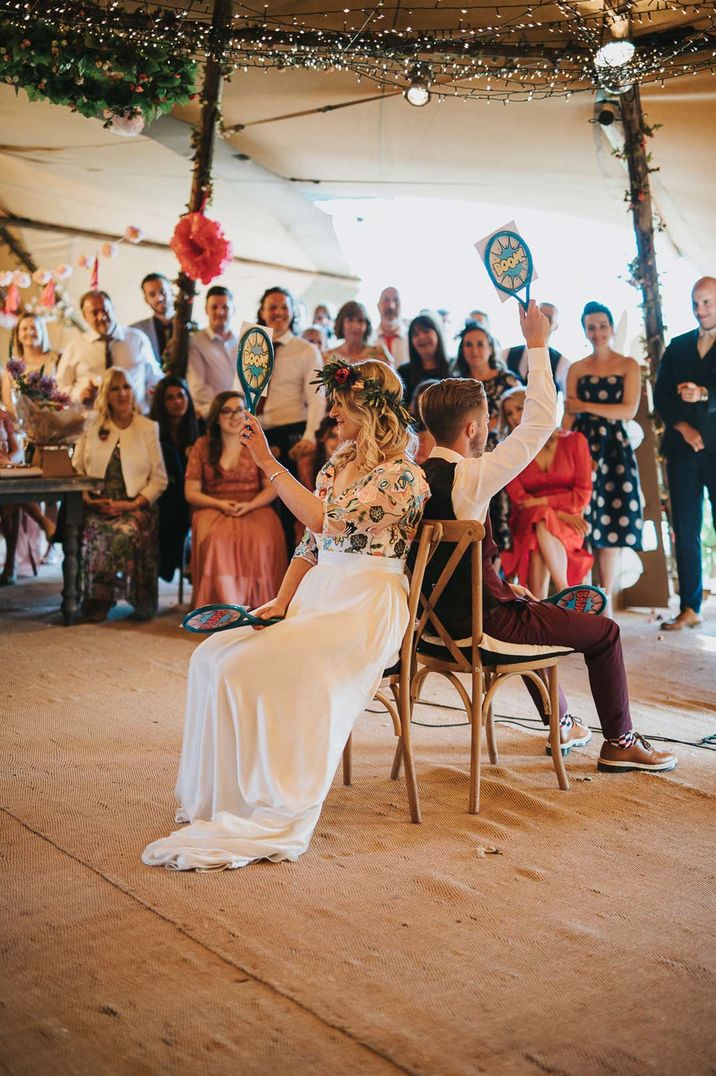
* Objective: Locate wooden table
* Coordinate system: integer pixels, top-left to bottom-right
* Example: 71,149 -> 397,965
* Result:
0,474 -> 103,625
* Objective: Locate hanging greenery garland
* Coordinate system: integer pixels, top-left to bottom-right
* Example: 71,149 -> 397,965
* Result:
0,5 -> 197,125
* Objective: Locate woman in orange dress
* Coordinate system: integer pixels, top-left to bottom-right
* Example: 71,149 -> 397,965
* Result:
500,387 -> 593,598
186,391 -> 287,608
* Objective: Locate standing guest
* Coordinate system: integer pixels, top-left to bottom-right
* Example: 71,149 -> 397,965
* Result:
131,273 -> 175,365
466,309 -> 491,329
375,286 -> 408,365
325,301 -> 392,366
454,320 -> 523,550
562,301 -> 643,605
500,387 -> 593,598
397,313 -> 451,406
185,391 -> 287,609
57,290 -> 162,413
256,286 -> 328,548
416,303 -> 676,773
142,359 -> 429,871
2,313 -> 58,413
186,286 -> 239,421
72,368 -> 167,622
149,376 -> 199,584
654,275 -> 716,630
501,301 -> 570,393
312,303 -> 335,341
302,325 -> 327,352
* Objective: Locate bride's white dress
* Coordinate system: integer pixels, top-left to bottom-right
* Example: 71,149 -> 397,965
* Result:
142,456 -> 429,871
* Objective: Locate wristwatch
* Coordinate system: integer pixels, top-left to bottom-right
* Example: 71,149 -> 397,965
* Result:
701,386 -> 709,402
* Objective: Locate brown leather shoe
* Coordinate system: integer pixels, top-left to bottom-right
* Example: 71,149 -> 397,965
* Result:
598,733 -> 677,773
659,608 -> 702,631
546,717 -> 592,756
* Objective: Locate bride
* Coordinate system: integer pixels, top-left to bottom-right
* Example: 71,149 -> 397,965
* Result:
142,359 -> 429,870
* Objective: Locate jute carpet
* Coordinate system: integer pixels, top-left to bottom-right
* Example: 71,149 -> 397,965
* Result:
1,571 -> 715,1076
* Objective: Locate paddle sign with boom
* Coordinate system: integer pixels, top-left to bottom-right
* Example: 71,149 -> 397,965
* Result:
475,221 -> 537,314
237,322 -> 274,414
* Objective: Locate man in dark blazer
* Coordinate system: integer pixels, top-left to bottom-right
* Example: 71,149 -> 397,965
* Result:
131,273 -> 174,365
654,276 -> 716,631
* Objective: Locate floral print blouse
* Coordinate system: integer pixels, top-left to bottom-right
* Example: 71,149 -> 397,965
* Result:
294,455 -> 430,565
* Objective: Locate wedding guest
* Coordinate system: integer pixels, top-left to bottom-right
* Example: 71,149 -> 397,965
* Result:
0,407 -> 55,586
501,301 -> 570,393
654,275 -> 716,630
562,301 -> 643,604
466,309 -> 491,328
72,368 -> 167,621
185,390 -> 287,608
499,387 -> 593,598
312,415 -> 340,484
325,301 -> 392,366
57,290 -> 162,413
149,376 -> 199,584
312,303 -> 334,339
142,358 -> 429,871
375,286 -> 408,364
302,325 -> 327,351
454,320 -> 523,550
256,286 -> 326,549
410,379 -> 439,465
417,303 -> 676,772
131,273 -> 175,365
2,313 -> 58,414
397,313 -> 451,406
186,286 -> 239,421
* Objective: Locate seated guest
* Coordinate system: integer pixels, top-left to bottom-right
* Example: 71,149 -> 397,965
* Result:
313,414 -> 340,480
130,273 -> 175,365
499,387 -> 593,598
302,324 -> 327,351
185,391 -> 287,608
375,286 -> 408,364
72,368 -> 168,621
397,313 -> 451,406
324,301 -> 393,366
57,290 -> 161,413
0,406 -> 55,586
256,286 -> 327,549
2,313 -> 58,413
416,302 -> 676,772
501,301 -> 570,394
454,319 -> 523,551
186,286 -> 238,421
410,379 -> 439,465
149,376 -> 199,584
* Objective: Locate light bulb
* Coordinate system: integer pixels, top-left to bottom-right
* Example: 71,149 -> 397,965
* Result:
405,80 -> 431,106
595,39 -> 635,69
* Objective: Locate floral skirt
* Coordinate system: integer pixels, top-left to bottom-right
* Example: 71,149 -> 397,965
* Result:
80,506 -> 159,614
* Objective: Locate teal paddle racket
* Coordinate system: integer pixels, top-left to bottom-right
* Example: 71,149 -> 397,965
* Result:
484,230 -> 534,313
182,603 -> 285,634
237,325 -> 274,414
543,585 -> 607,616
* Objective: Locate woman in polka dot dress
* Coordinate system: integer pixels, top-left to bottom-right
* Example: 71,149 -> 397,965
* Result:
562,301 -> 644,602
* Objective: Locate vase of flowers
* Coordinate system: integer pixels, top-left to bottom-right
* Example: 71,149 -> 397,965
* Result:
7,359 -> 89,474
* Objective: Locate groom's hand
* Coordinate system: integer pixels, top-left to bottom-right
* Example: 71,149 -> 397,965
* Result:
519,301 -> 549,348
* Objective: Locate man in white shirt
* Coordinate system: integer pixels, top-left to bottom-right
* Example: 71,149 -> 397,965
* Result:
57,290 -> 162,413
417,302 -> 676,774
501,301 -> 570,393
130,272 -> 175,364
375,286 -> 408,365
256,286 -> 325,548
186,287 -> 239,420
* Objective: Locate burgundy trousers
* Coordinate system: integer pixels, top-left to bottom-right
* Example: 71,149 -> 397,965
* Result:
484,600 -> 632,740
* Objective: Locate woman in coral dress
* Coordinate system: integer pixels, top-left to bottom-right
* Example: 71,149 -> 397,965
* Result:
500,387 -> 593,598
186,391 -> 287,609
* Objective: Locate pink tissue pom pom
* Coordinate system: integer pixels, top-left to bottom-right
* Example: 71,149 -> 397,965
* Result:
33,269 -> 53,285
54,263 -> 73,280
109,112 -> 145,137
124,225 -> 144,244
76,255 -> 93,269
101,242 -> 118,259
169,212 -> 233,285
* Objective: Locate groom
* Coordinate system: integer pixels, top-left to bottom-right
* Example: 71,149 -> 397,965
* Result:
416,302 -> 676,773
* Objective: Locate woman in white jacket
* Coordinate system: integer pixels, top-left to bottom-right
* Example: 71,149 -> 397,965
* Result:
73,367 -> 167,621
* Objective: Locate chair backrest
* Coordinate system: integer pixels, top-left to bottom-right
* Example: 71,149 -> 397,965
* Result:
399,520 -> 443,669
413,519 -> 485,671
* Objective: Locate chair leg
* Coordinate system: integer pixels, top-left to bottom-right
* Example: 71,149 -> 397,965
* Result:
469,667 -> 484,814
398,674 -> 421,823
548,667 -> 570,791
485,702 -> 498,765
390,737 -> 403,780
178,564 -> 184,605
342,733 -> 352,786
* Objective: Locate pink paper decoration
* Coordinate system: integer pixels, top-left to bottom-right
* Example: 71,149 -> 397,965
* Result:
170,211 -> 233,285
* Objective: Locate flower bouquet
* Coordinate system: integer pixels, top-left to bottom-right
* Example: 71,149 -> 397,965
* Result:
8,360 -> 90,474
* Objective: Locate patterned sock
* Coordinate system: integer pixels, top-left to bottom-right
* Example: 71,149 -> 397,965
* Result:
559,713 -> 574,730
607,730 -> 636,749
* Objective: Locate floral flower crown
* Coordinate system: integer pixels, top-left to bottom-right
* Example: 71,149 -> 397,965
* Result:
311,360 -> 412,428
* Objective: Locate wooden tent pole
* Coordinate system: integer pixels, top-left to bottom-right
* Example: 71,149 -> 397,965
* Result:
167,0 -> 233,377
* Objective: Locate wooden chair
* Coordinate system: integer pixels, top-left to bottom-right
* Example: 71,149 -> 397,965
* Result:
341,520 -> 443,824
405,520 -> 575,814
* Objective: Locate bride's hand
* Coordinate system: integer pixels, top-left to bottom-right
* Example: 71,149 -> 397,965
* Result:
240,413 -> 275,471
250,599 -> 286,630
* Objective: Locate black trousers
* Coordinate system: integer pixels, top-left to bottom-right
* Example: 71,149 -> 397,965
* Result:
264,420 -> 307,553
666,450 -> 716,613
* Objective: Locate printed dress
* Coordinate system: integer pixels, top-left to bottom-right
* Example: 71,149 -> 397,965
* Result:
80,445 -> 159,615
484,367 -> 524,551
142,455 -> 429,871
572,375 -> 643,550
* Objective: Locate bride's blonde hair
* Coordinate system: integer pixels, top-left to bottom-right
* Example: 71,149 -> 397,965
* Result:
330,359 -> 417,473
